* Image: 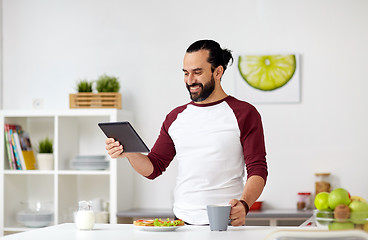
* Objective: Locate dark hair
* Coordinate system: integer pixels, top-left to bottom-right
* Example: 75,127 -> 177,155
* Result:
186,39 -> 233,73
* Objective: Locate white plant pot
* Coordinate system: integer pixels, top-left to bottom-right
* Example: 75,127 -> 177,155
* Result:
36,153 -> 54,170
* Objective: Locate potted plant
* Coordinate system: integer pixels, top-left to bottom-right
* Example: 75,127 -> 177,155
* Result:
96,74 -> 120,92
36,137 -> 54,170
69,74 -> 122,109
76,79 -> 93,93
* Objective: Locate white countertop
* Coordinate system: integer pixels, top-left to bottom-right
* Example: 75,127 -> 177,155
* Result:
116,208 -> 313,219
116,208 -> 314,226
2,223 -> 368,240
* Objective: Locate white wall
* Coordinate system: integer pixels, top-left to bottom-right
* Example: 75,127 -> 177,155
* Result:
2,0 -> 368,210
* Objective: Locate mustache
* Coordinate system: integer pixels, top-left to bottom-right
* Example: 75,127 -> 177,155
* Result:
186,83 -> 203,90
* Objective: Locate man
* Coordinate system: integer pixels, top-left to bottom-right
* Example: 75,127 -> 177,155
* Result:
106,40 -> 268,226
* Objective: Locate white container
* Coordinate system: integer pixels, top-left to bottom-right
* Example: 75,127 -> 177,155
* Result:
75,201 -> 95,230
36,153 -> 54,170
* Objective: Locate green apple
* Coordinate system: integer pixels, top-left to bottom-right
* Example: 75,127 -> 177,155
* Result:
349,200 -> 368,224
315,192 -> 330,210
328,188 -> 351,210
328,221 -> 355,230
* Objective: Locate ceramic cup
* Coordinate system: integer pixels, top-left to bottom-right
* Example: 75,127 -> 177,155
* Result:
207,205 -> 231,231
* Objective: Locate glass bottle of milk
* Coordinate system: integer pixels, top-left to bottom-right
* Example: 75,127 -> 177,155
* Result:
75,200 -> 95,230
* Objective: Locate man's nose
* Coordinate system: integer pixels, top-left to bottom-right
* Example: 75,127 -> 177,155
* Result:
187,74 -> 195,85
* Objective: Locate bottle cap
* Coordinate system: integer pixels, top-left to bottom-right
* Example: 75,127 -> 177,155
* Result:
298,192 -> 311,195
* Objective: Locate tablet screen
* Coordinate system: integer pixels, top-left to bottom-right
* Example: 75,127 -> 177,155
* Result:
98,121 -> 150,153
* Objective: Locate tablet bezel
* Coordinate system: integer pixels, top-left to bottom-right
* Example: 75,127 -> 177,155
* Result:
98,121 -> 150,153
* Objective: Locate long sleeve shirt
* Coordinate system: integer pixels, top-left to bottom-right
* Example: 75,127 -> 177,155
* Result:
147,96 -> 267,224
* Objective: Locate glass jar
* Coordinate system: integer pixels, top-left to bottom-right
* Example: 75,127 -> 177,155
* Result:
75,200 -> 95,230
297,192 -> 311,210
315,173 -> 331,195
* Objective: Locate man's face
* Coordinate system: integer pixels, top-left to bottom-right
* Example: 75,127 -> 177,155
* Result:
183,50 -> 215,102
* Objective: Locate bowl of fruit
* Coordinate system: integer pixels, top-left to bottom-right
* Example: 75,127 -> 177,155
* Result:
314,188 -> 368,231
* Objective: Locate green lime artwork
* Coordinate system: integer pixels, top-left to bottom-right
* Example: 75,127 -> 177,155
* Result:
236,54 -> 300,103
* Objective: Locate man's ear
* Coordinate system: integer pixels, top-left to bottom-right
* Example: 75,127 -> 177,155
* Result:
214,66 -> 224,80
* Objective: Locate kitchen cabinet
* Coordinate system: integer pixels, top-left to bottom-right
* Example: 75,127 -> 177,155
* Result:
0,109 -> 135,236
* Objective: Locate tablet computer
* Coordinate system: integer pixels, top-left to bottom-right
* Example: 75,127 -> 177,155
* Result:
98,121 -> 150,153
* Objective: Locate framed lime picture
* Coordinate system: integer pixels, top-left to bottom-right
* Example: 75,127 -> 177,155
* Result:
235,54 -> 300,103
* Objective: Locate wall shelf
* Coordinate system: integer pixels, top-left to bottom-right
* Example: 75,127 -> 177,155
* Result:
0,109 -> 135,236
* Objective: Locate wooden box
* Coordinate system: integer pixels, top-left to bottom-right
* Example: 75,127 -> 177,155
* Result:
69,93 -> 122,109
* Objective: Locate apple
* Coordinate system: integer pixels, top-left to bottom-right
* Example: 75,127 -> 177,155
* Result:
315,192 -> 330,210
328,188 -> 351,210
349,200 -> 368,224
351,195 -> 367,202
328,221 -> 355,230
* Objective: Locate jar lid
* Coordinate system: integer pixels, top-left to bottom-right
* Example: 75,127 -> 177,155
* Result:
298,192 -> 311,195
315,173 -> 330,176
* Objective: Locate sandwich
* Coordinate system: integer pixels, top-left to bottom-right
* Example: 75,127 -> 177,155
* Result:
133,218 -> 184,227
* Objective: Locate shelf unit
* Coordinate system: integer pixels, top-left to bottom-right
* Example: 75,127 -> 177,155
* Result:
0,109 -> 135,236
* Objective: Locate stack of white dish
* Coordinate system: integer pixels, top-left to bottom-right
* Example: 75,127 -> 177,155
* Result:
17,211 -> 54,228
70,155 -> 109,170
17,201 -> 54,228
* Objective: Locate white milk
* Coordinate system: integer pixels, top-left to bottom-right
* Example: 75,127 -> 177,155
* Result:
75,210 -> 95,230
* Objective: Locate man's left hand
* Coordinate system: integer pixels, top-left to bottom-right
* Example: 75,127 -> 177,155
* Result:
229,199 -> 246,226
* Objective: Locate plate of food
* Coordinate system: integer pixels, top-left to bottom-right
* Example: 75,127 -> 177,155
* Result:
133,218 -> 185,232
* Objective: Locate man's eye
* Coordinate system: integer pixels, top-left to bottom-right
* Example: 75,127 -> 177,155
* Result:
194,71 -> 202,75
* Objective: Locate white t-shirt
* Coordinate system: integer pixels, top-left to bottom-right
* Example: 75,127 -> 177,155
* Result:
147,96 -> 267,224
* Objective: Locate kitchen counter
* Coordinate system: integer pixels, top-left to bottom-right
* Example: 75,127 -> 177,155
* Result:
2,223 -> 368,240
117,208 -> 313,226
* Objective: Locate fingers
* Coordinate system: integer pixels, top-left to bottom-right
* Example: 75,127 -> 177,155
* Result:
229,199 -> 238,207
109,145 -> 124,158
230,214 -> 245,226
229,199 -> 246,226
231,217 -> 244,226
105,138 -> 124,158
105,138 -> 119,150
105,137 -> 115,145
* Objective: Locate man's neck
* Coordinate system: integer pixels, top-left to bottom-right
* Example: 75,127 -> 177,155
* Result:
195,87 -> 228,105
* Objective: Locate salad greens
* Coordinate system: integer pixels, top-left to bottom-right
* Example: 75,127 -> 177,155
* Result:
153,218 -> 184,227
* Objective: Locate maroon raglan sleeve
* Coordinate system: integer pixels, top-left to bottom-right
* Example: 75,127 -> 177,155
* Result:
226,97 -> 268,183
146,104 -> 188,180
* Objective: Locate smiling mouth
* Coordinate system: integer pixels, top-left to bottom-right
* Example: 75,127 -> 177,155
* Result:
187,83 -> 202,93
190,85 -> 201,93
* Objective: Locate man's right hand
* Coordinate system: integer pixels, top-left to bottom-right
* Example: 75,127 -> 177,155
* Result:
105,138 -> 154,177
105,138 -> 125,158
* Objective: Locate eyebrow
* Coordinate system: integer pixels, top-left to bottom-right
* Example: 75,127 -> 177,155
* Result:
182,68 -> 203,72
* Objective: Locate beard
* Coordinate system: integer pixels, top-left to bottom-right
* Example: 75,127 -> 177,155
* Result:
186,75 -> 215,102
